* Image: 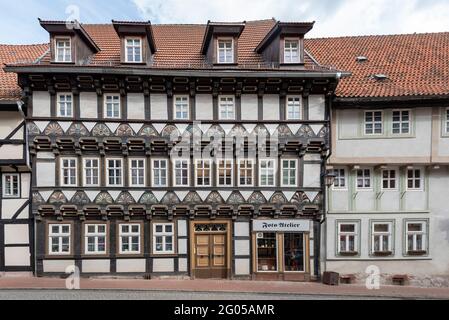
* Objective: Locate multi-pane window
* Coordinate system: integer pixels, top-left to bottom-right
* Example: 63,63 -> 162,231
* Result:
85,224 -> 107,255
174,159 -> 189,186
153,223 -> 174,254
219,96 -> 235,120
356,169 -> 371,189
49,224 -> 71,255
365,111 -> 383,135
238,160 -> 254,186
284,233 -> 305,272
259,159 -> 276,187
152,159 -> 168,187
3,174 -> 20,198
119,224 -> 141,254
55,38 -> 72,62
57,94 -> 73,117
392,110 -> 410,134
286,96 -> 301,120
333,169 -> 346,189
284,39 -> 300,63
338,223 -> 358,254
125,38 -> 142,63
372,222 -> 393,254
217,39 -> 234,64
83,158 -> 99,186
217,159 -> 233,187
129,159 -> 145,187
104,95 -> 120,119
195,160 -> 211,187
61,158 -> 77,186
174,96 -> 189,120
281,160 -> 297,187
382,170 -> 397,190
257,233 -> 278,272
107,159 -> 123,186
406,221 -> 427,254
407,169 -> 423,190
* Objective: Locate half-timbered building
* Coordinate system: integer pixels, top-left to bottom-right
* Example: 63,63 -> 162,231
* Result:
5,19 -> 343,281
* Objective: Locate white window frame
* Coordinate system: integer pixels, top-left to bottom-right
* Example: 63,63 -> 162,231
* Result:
281,159 -> 297,187
152,223 -> 175,255
54,37 -> 72,63
129,158 -> 146,187
286,96 -> 302,120
332,168 -> 347,190
337,222 -> 359,255
104,94 -> 121,119
445,108 -> 449,134
84,224 -> 107,255
152,159 -> 168,187
57,93 -> 73,117
356,168 -> 372,190
119,224 -> 141,255
238,159 -> 255,187
405,220 -> 428,254
381,169 -> 398,191
284,38 -> 300,64
195,159 -> 212,187
2,174 -> 20,198
173,159 -> 190,187
48,224 -> 71,255
406,168 -> 424,191
364,110 -> 383,135
259,159 -> 277,187
217,159 -> 234,187
174,95 -> 190,120
392,109 -> 411,135
60,157 -> 78,187
371,221 -> 393,254
218,95 -> 236,120
256,232 -> 279,273
106,158 -> 123,187
83,158 -> 100,187
125,37 -> 143,63
217,38 -> 234,64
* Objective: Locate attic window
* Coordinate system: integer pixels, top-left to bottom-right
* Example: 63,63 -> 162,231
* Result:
55,37 -> 72,63
284,39 -> 300,63
356,56 -> 368,62
217,39 -> 234,64
125,38 -> 142,63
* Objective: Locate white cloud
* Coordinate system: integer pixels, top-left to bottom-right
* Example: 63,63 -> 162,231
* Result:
132,0 -> 449,37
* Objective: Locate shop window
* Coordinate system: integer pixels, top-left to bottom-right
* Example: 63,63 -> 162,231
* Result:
284,233 -> 305,272
256,233 -> 278,272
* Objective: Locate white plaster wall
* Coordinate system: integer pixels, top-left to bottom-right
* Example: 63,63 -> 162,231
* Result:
32,91 -> 51,117
43,260 -> 75,273
303,163 -> 321,188
438,137 -> 449,157
4,247 -> 30,266
380,191 -> 401,212
127,93 -> 145,120
355,192 -> 376,212
82,260 -> 111,273
404,192 -> 427,211
116,259 -> 146,273
329,191 -> 349,212
177,220 -> 187,237
235,259 -> 250,275
195,95 -> 213,120
150,94 -> 168,120
241,94 -> 258,121
178,239 -> 188,255
263,95 -> 279,120
21,173 -> 31,199
0,112 -> 23,139
79,92 -> 98,119
153,259 -> 175,273
178,258 -> 188,272
36,162 -> 55,187
308,95 -> 326,121
4,225 -> 29,245
0,145 -> 23,160
234,222 -> 250,237
234,240 -> 250,256
1,199 -> 28,219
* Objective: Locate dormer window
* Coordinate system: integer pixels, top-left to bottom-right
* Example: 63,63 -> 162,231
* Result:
217,39 -> 234,64
55,37 -> 72,63
284,39 -> 300,64
125,37 -> 142,63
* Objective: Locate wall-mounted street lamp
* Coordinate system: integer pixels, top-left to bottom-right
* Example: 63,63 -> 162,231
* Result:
323,170 -> 336,188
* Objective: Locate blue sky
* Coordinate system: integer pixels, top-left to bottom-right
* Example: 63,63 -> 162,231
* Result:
1,0 -> 449,44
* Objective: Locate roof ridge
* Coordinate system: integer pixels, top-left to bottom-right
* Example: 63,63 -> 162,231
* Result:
307,31 -> 449,41
0,43 -> 49,47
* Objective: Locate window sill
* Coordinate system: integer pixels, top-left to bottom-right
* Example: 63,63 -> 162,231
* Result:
338,252 -> 359,257
51,61 -> 76,65
121,61 -> 146,66
406,250 -> 427,256
372,251 -> 393,257
280,62 -> 304,67
213,63 -> 238,67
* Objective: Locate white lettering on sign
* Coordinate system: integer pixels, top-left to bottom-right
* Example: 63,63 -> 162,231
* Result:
253,220 -> 311,232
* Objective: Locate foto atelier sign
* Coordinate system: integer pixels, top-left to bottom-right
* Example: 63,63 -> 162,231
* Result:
253,220 -> 311,232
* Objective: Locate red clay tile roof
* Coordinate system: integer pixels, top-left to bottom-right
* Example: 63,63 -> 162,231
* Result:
305,33 -> 449,99
0,44 -> 48,101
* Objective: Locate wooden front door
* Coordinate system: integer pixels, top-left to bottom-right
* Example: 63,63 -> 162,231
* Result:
194,233 -> 227,279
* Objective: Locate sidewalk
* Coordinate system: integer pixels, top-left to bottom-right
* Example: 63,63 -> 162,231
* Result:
0,277 -> 449,299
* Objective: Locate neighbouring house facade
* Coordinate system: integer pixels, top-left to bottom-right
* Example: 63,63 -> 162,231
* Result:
307,34 -> 449,286
0,44 -> 48,275
5,19 -> 341,280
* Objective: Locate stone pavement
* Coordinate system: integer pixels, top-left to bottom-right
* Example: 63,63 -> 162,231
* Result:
0,277 -> 448,299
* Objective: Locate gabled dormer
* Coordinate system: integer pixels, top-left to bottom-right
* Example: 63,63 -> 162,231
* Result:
255,21 -> 315,67
201,21 -> 245,66
39,19 -> 100,65
112,20 -> 156,65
